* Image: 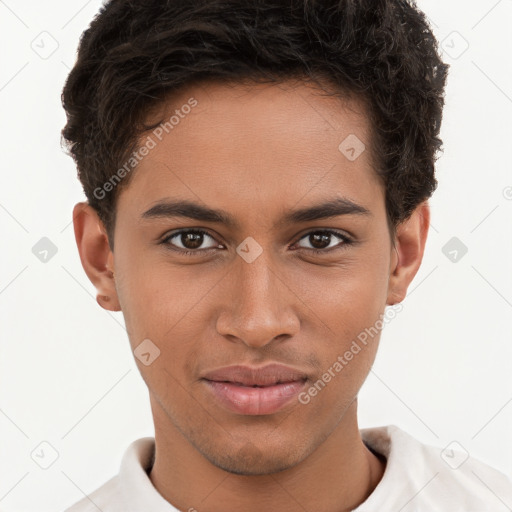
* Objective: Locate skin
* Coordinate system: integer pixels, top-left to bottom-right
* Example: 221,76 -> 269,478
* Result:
73,79 -> 430,512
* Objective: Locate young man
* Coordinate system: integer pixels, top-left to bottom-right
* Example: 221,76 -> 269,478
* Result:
61,0 -> 512,510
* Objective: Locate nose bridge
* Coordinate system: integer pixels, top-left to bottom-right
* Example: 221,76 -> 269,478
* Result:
237,249 -> 275,311
216,245 -> 298,347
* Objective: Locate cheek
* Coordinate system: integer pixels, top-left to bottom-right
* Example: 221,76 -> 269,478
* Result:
297,278 -> 387,413
291,251 -> 390,331
298,345 -> 376,421
115,257 -> 208,340
293,252 -> 389,387
115,263 -> 211,387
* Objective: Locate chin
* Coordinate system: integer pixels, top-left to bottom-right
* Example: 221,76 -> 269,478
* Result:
200,441 -> 305,476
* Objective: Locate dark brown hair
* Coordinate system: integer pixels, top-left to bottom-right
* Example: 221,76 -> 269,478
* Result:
61,0 -> 449,249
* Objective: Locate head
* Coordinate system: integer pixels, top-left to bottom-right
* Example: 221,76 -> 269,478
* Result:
63,0 -> 448,475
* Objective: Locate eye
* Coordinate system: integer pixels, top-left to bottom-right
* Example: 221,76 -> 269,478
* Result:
161,229 -> 223,255
160,228 -> 353,257
293,230 -> 353,253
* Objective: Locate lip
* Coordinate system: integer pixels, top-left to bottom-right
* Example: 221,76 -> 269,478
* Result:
202,364 -> 309,415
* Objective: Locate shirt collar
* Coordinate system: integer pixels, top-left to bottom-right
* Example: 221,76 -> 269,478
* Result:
118,437 -> 179,512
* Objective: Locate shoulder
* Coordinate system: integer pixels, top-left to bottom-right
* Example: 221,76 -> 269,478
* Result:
357,425 -> 512,511
63,475 -> 123,512
62,437 -> 156,512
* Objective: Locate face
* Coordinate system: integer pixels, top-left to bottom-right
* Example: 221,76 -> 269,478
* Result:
76,79 -> 427,476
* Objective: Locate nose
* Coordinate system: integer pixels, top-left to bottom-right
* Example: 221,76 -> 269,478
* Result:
215,251 -> 300,349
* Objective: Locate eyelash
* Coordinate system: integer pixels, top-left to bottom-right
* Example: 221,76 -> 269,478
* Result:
160,228 -> 353,256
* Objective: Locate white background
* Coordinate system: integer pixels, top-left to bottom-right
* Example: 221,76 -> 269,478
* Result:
0,1 -> 511,511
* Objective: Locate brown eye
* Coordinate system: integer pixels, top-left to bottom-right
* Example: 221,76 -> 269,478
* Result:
162,229 -> 221,254
295,230 -> 352,253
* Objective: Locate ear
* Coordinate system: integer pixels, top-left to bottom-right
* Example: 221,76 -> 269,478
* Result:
72,202 -> 120,311
387,201 -> 430,305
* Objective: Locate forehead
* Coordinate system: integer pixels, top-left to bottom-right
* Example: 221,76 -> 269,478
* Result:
117,79 -> 383,222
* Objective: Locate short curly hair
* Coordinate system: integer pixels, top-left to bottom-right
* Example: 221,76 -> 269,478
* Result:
61,0 -> 449,249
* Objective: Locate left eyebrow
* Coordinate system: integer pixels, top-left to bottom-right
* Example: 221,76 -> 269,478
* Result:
278,197 -> 371,228
140,196 -> 371,230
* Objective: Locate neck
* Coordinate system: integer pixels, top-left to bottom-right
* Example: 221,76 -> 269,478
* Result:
148,398 -> 385,512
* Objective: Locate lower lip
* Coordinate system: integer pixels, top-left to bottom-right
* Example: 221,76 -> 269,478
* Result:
203,379 -> 307,415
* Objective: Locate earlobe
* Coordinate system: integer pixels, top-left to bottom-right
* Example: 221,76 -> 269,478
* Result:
72,202 -> 121,312
386,202 -> 430,306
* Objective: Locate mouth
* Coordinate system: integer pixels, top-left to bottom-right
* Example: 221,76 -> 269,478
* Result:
201,364 -> 309,415
212,379 -> 305,387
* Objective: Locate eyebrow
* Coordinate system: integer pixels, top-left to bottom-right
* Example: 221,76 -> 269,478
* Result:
141,197 -> 371,229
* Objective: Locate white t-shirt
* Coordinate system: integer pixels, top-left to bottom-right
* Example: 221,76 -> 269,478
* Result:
64,425 -> 512,512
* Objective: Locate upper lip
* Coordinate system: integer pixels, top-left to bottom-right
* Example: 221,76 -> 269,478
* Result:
202,364 -> 309,387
